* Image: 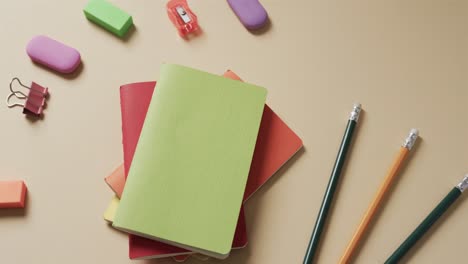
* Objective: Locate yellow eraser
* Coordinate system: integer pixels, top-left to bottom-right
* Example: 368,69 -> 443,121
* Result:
0,180 -> 27,208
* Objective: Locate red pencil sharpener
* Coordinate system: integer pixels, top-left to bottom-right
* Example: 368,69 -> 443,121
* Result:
167,0 -> 199,37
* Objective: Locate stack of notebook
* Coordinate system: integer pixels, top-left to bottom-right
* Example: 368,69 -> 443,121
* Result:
102,64 -> 303,262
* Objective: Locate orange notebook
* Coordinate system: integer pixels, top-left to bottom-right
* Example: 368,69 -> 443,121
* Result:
113,71 -> 302,260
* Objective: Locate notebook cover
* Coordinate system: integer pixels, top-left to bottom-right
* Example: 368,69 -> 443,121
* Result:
117,70 -> 302,260
104,164 -> 125,198
118,72 -> 248,260
103,196 -> 120,223
113,64 -> 267,258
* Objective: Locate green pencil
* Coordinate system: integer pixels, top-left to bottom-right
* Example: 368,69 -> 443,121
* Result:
303,103 -> 361,264
385,174 -> 468,264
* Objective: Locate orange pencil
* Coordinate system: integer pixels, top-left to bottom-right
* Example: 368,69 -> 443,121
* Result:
339,129 -> 419,264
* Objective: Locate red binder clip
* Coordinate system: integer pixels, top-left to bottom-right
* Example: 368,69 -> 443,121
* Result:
167,0 -> 199,37
6,77 -> 48,117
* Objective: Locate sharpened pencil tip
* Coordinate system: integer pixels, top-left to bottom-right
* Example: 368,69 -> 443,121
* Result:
349,103 -> 362,122
403,129 -> 419,150
456,175 -> 468,192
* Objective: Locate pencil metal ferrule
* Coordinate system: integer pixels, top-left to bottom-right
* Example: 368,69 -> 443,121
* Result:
402,129 -> 419,150
349,103 -> 362,122
456,175 -> 468,192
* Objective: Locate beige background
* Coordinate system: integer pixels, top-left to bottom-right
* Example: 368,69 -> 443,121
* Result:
0,0 -> 466,263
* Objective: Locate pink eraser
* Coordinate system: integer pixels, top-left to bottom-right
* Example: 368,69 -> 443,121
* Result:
26,35 -> 81,74
0,180 -> 27,208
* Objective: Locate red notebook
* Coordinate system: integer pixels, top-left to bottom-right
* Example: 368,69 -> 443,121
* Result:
120,72 -> 303,260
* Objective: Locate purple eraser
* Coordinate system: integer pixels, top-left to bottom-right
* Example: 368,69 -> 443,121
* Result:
227,0 -> 268,30
26,35 -> 81,74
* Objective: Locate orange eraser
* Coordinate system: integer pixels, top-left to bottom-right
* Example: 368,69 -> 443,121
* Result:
104,164 -> 125,198
0,180 -> 27,208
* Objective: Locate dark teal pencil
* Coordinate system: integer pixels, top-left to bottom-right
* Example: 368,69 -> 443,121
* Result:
385,175 -> 468,264
303,103 -> 361,264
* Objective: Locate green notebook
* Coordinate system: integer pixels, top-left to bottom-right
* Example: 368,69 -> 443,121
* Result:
113,64 -> 267,259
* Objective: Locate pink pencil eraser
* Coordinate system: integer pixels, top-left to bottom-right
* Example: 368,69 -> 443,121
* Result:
26,35 -> 81,74
0,180 -> 27,208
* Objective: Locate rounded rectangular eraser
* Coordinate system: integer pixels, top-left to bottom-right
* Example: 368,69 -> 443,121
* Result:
26,35 -> 81,74
227,0 -> 268,30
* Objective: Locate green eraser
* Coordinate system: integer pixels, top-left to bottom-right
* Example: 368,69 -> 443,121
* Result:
84,0 -> 133,38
